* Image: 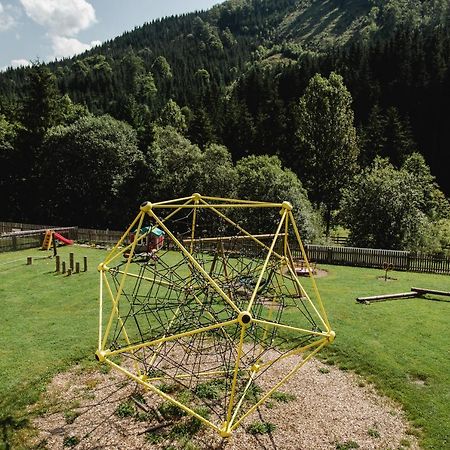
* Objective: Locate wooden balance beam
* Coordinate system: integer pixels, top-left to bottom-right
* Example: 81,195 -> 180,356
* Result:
357,287 -> 450,304
356,291 -> 420,303
411,287 -> 450,297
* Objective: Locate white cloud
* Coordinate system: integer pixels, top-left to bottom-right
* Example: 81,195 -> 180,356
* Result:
51,35 -> 92,59
0,2 -> 16,31
10,58 -> 32,68
1,58 -> 32,72
20,0 -> 96,36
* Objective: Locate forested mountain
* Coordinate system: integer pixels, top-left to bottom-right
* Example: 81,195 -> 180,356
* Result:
1,0 -> 450,250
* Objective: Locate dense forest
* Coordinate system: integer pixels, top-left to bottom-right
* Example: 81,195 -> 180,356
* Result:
1,0 -> 449,252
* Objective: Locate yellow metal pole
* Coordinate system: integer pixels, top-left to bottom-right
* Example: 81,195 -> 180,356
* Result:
104,358 -> 221,433
114,269 -> 173,287
246,210 -> 287,312
230,340 -> 327,431
288,211 -> 331,331
252,318 -> 328,337
105,318 -> 239,357
101,211 -> 145,348
256,338 -> 329,370
229,370 -> 256,428
98,271 -> 103,351
284,260 -> 329,331
103,211 -> 143,264
200,195 -> 283,206
225,322 -> 247,429
145,207 -> 241,314
198,198 -> 284,260
104,198 -> 194,266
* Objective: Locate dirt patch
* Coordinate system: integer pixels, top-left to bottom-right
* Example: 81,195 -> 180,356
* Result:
313,268 -> 328,278
376,276 -> 398,282
31,358 -> 419,450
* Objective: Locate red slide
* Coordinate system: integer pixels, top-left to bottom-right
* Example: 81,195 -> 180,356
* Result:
53,232 -> 74,245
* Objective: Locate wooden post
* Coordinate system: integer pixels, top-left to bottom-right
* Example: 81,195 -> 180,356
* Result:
67,268 -> 72,276
327,248 -> 333,264
62,261 -> 66,274
27,256 -> 32,265
75,262 -> 80,274
55,255 -> 60,272
83,256 -> 88,272
69,252 -> 74,271
12,235 -> 17,251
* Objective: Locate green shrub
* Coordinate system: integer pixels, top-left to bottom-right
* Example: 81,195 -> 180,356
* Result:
247,421 -> 276,435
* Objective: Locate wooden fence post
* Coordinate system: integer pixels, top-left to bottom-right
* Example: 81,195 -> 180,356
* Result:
75,262 -> 80,274
27,256 -> 32,265
83,256 -> 88,272
62,261 -> 66,274
69,252 -> 74,271
55,255 -> 60,272
327,248 -> 333,264
67,268 -> 72,276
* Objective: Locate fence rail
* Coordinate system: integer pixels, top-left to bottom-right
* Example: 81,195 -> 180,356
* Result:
0,221 -> 123,252
300,244 -> 450,275
2,221 -> 450,274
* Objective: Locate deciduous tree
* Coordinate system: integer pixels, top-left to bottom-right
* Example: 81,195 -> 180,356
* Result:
295,72 -> 359,235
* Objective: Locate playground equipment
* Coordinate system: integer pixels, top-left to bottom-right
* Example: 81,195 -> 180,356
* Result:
96,194 -> 334,437
357,287 -> 450,303
42,229 -> 74,250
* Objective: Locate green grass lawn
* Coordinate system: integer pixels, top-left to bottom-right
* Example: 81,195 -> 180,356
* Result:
0,247 -> 449,449
0,245 -> 108,448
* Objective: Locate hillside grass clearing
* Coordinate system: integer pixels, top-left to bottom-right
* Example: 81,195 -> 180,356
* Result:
0,247 -> 448,449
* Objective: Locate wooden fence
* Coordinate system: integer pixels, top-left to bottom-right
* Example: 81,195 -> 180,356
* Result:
2,221 -> 450,274
299,244 -> 450,275
0,221 -> 123,252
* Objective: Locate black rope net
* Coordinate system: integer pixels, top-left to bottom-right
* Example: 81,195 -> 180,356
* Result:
97,195 -> 334,437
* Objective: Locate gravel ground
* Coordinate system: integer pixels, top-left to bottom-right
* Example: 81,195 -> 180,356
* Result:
31,355 -> 419,450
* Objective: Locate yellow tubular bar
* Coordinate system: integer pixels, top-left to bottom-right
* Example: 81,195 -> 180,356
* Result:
246,210 -> 287,312
199,195 -> 284,206
103,212 -> 143,264
230,340 -> 328,431
101,271 -> 140,374
288,211 -> 331,331
104,358 -> 221,433
189,198 -> 198,255
105,198 -> 194,266
252,318 -> 328,337
226,323 -> 247,426
198,198 -> 284,260
113,269 -> 173,287
101,273 -> 133,349
146,208 -> 241,314
105,318 -> 240,357
256,338 -> 329,370
228,370 -> 256,428
101,212 -> 145,349
191,292 -> 236,348
284,212 -> 289,257
150,204 -> 284,209
284,259 -> 329,331
148,369 -> 231,382
98,271 -> 103,351
152,195 -> 197,206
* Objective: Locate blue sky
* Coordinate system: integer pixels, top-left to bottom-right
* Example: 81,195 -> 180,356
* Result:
0,0 -> 223,70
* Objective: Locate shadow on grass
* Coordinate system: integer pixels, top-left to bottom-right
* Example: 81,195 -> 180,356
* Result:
0,415 -> 28,450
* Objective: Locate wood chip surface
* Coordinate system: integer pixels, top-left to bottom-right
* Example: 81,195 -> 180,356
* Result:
31,356 -> 420,450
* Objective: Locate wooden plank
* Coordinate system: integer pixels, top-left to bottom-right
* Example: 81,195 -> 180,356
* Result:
411,287 -> 450,297
356,291 -> 420,303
